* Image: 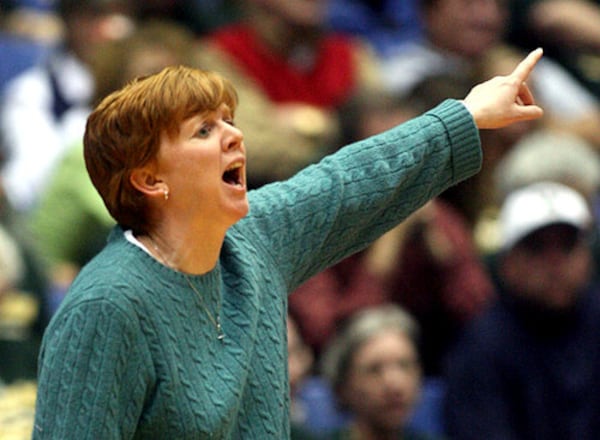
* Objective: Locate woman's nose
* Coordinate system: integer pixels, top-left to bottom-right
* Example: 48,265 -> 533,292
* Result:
222,122 -> 244,151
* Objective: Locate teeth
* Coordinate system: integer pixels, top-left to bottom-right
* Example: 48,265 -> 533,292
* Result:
226,162 -> 242,171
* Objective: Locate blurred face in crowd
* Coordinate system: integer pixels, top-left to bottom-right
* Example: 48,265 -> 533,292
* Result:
424,0 -> 508,59
65,1 -> 135,63
249,0 -> 327,27
124,46 -> 182,80
500,224 -> 592,310
340,329 -> 421,434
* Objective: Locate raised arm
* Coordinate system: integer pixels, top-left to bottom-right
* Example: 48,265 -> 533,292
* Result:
463,48 -> 544,129
246,50 -> 545,290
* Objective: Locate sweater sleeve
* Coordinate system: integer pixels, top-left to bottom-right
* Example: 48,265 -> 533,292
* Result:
33,298 -> 154,440
244,99 -> 481,290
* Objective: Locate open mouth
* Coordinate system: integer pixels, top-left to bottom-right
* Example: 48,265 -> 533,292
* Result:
222,162 -> 244,187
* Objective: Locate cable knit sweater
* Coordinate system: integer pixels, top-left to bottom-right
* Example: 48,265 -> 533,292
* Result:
33,100 -> 481,439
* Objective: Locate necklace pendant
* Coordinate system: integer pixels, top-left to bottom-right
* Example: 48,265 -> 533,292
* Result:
148,236 -> 225,342
217,319 -> 225,341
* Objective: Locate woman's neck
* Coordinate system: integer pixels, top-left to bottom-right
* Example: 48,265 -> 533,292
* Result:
139,224 -> 225,275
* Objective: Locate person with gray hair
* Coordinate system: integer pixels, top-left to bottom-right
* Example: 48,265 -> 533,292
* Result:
319,304 -> 444,439
490,128 -> 600,270
494,129 -> 600,203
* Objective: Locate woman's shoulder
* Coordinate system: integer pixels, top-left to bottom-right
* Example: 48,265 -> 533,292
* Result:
59,229 -> 159,310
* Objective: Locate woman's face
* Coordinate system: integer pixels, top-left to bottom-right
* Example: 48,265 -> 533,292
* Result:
155,103 -> 248,229
341,329 -> 422,432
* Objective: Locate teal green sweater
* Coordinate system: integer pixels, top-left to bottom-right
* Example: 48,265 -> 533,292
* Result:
33,100 -> 480,439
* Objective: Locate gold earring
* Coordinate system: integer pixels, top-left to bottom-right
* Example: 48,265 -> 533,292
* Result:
164,189 -> 169,200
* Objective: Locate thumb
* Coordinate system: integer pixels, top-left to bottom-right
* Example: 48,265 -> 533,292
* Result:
512,103 -> 544,124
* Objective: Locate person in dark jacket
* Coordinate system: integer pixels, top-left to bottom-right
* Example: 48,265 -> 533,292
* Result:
445,181 -> 600,440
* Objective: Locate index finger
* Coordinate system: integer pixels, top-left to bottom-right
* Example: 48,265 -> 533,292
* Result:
511,48 -> 544,82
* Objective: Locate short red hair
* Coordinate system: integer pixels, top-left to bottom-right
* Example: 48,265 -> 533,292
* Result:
83,65 -> 238,234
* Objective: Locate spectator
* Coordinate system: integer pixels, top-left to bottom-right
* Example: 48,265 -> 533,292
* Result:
0,2 -> 55,94
0,0 -> 136,212
508,0 -> 600,99
195,0 -> 382,187
0,0 -> 62,48
378,0 -> 600,150
134,0 -> 241,35
327,0 -> 423,57
444,181 -> 600,439
487,127 -> 600,272
320,304 -> 445,439
494,129 -> 600,207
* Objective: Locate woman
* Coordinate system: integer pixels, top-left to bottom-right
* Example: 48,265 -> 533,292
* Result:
320,304 -> 434,440
32,49 -> 543,438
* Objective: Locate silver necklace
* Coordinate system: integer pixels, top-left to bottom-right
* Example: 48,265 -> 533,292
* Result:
148,237 -> 225,341
184,276 -> 225,341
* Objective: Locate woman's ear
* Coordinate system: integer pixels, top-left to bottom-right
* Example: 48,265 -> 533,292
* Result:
129,164 -> 166,199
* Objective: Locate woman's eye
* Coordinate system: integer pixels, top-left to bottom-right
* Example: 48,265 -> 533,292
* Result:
196,124 -> 212,138
224,118 -> 235,127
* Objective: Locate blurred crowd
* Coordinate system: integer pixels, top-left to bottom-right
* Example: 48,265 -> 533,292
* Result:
2,0 -> 600,438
